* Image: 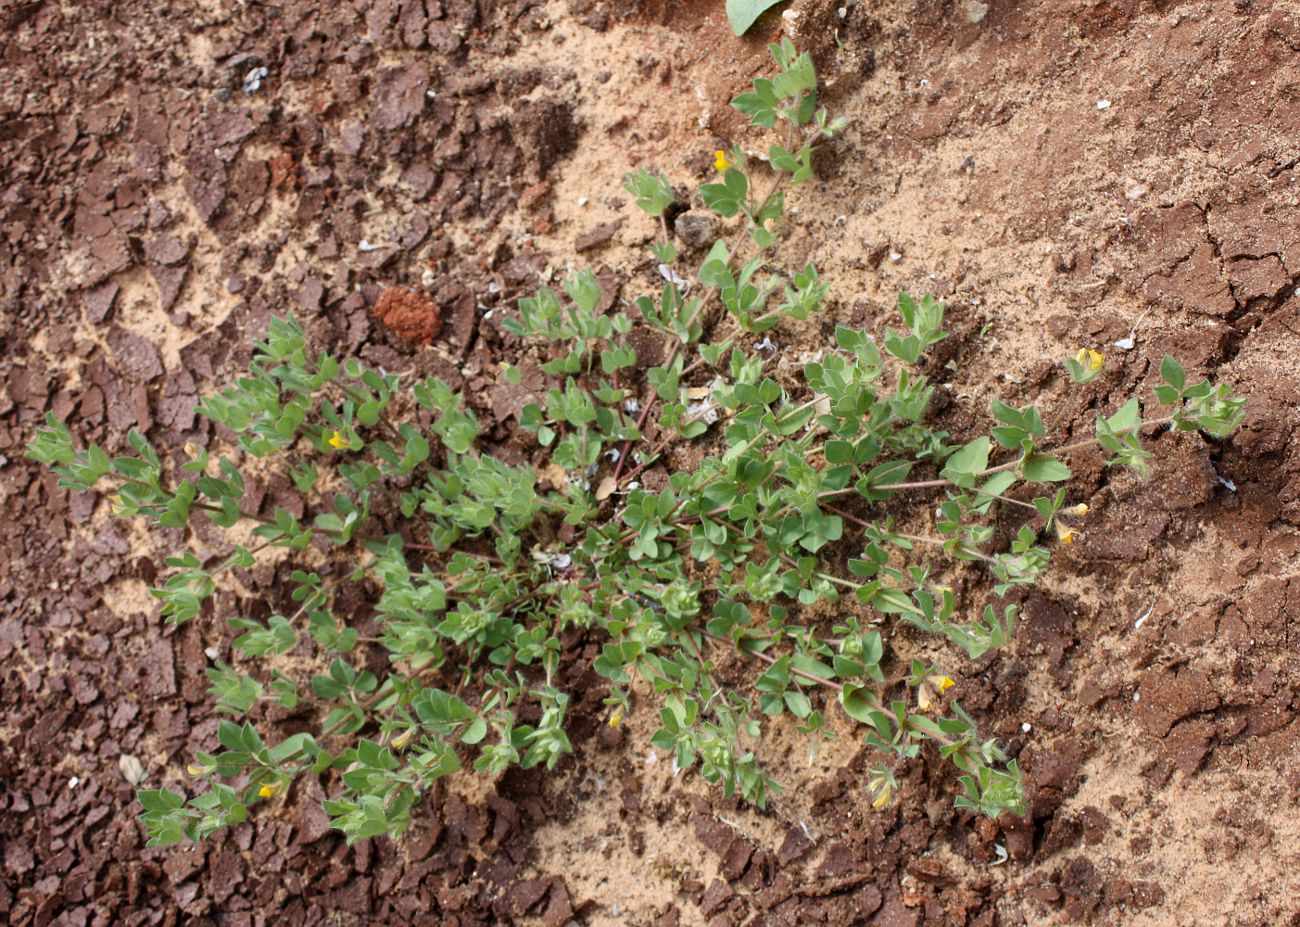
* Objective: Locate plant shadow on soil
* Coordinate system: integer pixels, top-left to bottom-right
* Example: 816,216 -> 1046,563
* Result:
3,0 -> 1300,925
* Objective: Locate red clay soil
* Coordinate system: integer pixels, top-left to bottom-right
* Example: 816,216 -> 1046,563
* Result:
373,287 -> 444,345
2,1 -> 1300,926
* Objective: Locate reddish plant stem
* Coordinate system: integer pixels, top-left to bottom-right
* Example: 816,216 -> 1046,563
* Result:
698,628 -> 844,692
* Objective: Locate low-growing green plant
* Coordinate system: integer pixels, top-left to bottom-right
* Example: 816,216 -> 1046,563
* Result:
726,0 -> 790,37
30,41 -> 1245,846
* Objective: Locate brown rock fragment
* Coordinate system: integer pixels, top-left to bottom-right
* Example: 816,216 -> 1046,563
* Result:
143,234 -> 187,266
371,64 -> 428,131
699,879 -> 733,916
149,263 -> 188,312
776,824 -> 814,864
82,281 -> 119,323
575,219 -> 622,253
107,327 -> 164,383
372,287 -> 442,344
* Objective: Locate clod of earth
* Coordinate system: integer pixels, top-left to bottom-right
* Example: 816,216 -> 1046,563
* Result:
371,286 -> 443,345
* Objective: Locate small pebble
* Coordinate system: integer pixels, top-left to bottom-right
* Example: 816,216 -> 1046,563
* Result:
242,66 -> 268,94
118,754 -> 147,786
1096,100 -> 1112,110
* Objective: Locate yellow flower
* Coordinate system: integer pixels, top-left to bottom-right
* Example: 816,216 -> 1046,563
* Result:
258,782 -> 281,799
917,674 -> 955,711
391,728 -> 414,750
1063,503 -> 1089,517
186,764 -> 207,778
1056,523 -> 1076,545
1074,348 -> 1104,371
714,149 -> 732,171
870,780 -> 892,809
608,706 -> 625,728
327,429 -> 348,449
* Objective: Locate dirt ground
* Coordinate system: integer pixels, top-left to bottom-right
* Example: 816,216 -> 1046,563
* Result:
3,0 -> 1300,924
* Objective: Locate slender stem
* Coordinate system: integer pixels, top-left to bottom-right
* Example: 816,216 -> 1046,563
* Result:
404,543 -> 504,565
871,477 -> 952,492
981,491 -> 1038,512
699,627 -> 843,692
611,393 -> 660,483
814,571 -> 864,592
872,416 -> 1176,493
680,630 -> 712,674
892,530 -> 996,564
818,487 -> 856,500
822,502 -> 871,530
329,378 -> 405,446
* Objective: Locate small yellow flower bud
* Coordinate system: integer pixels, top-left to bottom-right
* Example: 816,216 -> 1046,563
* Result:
871,780 -> 892,810
1056,523 -> 1077,545
183,442 -> 200,459
186,764 -> 207,778
258,782 -> 280,799
714,149 -> 732,171
327,429 -> 348,449
391,728 -> 414,749
1063,503 -> 1089,517
608,706 -> 625,728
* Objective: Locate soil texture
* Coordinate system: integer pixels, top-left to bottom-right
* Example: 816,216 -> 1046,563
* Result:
3,1 -> 1300,925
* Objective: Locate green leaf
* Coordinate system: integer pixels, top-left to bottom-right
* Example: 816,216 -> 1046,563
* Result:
138,788 -> 186,813
622,169 -> 676,217
784,691 -> 812,719
1160,355 -> 1186,392
1020,454 -> 1070,483
700,168 -> 748,218
726,0 -> 787,36
940,438 -> 991,488
838,683 -> 881,725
